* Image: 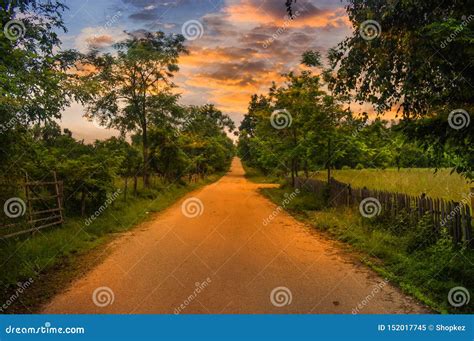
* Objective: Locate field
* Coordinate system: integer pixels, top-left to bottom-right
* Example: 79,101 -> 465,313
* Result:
312,168 -> 471,203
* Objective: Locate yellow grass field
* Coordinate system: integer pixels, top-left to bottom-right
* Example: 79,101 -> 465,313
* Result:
312,168 -> 472,203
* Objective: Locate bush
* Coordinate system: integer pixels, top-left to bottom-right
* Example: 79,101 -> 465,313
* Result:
355,163 -> 364,170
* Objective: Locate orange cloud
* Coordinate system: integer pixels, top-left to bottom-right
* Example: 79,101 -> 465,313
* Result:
225,0 -> 349,28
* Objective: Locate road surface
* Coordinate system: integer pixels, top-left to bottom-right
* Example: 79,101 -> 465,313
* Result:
43,158 -> 428,314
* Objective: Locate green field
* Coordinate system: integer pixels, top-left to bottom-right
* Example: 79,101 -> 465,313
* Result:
312,168 -> 471,203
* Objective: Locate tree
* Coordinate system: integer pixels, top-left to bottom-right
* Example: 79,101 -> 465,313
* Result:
182,104 -> 235,176
286,0 -> 474,179
239,69 -> 352,183
83,31 -> 188,186
0,0 -> 81,176
325,0 -> 473,178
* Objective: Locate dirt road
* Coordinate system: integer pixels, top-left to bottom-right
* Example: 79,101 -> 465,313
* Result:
43,158 -> 427,314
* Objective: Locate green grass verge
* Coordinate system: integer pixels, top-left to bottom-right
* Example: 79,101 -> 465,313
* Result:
241,163 -> 281,184
260,185 -> 474,314
0,173 -> 223,313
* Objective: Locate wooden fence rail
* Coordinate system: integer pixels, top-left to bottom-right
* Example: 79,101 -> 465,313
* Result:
293,177 -> 473,246
0,172 -> 64,239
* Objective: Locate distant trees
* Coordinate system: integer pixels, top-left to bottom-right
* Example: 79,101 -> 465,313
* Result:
82,32 -> 188,186
238,63 -> 450,175
1,1 -> 234,219
238,67 -> 353,182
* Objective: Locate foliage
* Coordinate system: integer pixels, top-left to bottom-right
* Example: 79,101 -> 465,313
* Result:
82,32 -> 188,185
238,69 -> 353,182
0,0 -> 82,174
262,186 -> 474,313
322,0 -> 474,179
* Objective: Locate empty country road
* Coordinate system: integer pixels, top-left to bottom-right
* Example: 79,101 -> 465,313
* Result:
42,158 -> 428,314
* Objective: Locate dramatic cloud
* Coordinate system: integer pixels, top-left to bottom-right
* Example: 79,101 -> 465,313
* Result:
174,1 -> 351,115
67,0 -> 353,137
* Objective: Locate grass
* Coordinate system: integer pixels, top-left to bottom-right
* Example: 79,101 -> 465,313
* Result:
260,185 -> 474,314
242,164 -> 281,184
312,168 -> 471,203
0,173 -> 223,313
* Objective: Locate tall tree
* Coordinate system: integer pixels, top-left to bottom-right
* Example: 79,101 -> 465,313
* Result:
83,31 -> 187,186
0,0 -> 80,175
286,0 -> 474,179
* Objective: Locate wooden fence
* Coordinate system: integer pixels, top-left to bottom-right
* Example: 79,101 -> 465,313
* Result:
0,172 -> 64,239
293,177 -> 473,245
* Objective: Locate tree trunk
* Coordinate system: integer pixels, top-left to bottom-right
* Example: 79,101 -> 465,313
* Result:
133,175 -> 138,195
142,122 -> 150,187
80,189 -> 86,217
327,137 -> 332,183
291,159 -> 296,187
124,177 -> 128,202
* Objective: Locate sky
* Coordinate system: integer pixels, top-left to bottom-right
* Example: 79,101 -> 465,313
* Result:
58,0 -> 356,142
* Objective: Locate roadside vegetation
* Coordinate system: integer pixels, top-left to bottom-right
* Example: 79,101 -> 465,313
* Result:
0,0 -> 234,312
260,185 -> 474,314
0,173 -> 223,313
238,0 -> 473,314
